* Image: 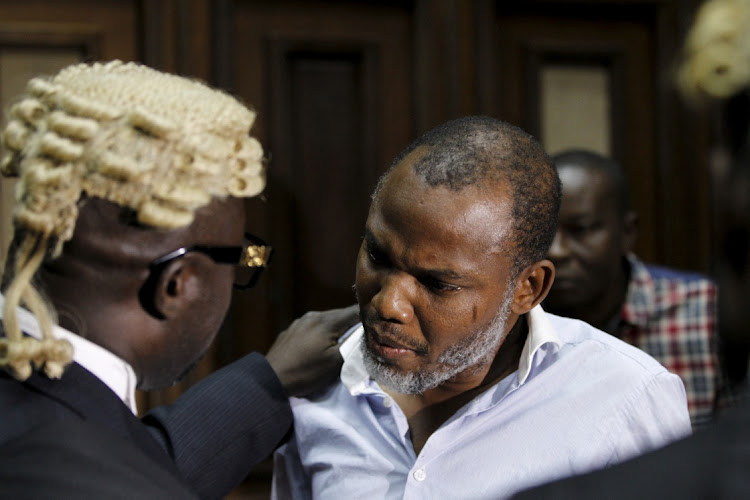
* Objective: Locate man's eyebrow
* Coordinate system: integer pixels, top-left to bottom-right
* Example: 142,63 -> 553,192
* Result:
363,229 -> 378,246
363,227 -> 473,282
563,212 -> 598,222
416,267 -> 466,282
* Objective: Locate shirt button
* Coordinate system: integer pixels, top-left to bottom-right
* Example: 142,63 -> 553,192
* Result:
413,468 -> 426,482
383,397 -> 393,408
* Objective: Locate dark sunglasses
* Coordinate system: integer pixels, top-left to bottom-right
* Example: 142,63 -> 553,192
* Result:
148,232 -> 273,290
138,233 -> 273,319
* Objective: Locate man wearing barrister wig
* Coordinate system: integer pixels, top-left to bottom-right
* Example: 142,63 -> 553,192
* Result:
0,60 -> 356,498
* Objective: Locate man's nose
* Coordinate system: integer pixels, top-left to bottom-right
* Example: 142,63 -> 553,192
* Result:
547,231 -> 569,261
371,273 -> 415,324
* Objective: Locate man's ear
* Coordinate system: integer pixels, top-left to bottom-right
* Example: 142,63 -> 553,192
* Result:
622,210 -> 639,254
139,257 -> 199,320
510,259 -> 555,315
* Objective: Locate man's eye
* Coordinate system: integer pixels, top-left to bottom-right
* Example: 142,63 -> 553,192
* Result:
568,222 -> 599,235
368,247 -> 388,266
421,277 -> 460,293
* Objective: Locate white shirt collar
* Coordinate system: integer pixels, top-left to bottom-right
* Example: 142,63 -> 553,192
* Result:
515,305 -> 561,382
0,294 -> 139,415
339,324 -> 369,394
340,304 -> 561,393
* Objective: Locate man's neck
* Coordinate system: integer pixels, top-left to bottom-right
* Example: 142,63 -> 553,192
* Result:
552,259 -> 630,333
587,258 -> 631,333
386,316 -> 529,454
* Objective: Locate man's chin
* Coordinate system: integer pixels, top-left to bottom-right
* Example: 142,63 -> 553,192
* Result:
363,341 -> 403,372
543,296 -> 585,315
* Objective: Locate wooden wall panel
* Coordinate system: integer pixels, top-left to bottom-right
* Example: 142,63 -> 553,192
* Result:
0,0 -> 137,61
413,0 -> 481,130
222,0 -> 413,360
141,0 -> 212,78
491,6 -> 660,263
267,42 -> 378,311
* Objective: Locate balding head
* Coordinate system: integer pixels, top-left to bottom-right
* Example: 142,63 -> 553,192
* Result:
375,116 -> 561,276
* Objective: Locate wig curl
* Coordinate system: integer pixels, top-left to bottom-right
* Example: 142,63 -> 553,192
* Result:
678,0 -> 750,101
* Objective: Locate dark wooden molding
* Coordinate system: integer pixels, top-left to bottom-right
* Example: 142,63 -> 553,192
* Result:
0,23 -> 102,61
138,0 -> 211,79
265,36 -> 381,325
139,0 -> 170,70
211,0 -> 234,91
413,0 -> 479,133
475,0 -> 497,116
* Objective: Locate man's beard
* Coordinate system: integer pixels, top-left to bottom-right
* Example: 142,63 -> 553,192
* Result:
360,286 -> 514,395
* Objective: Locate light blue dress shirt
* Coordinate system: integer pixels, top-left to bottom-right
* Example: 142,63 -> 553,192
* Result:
273,306 -> 691,499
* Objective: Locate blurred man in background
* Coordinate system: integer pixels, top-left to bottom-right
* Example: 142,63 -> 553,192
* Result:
0,60 -> 356,499
514,0 -> 750,495
543,149 -> 721,428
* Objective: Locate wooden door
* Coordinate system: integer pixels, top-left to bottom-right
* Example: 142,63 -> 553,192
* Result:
478,1 -> 710,271
217,0 -> 414,360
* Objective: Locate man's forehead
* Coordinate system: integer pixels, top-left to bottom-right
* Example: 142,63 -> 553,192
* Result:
380,146 -> 431,189
558,163 -> 611,188
558,165 -> 618,209
370,180 -> 512,260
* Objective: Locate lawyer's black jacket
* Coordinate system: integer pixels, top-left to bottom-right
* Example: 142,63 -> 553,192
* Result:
0,352 -> 292,500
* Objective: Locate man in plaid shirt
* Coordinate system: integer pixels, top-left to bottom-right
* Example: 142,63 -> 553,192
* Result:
543,149 -> 720,429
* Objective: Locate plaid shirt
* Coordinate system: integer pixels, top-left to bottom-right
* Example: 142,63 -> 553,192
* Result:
618,254 -> 719,429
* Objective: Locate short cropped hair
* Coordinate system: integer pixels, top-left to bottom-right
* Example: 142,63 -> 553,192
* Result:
551,149 -> 632,215
376,115 -> 561,275
0,60 -> 265,380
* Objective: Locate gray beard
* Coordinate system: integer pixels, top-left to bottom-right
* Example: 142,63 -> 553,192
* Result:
361,288 -> 514,395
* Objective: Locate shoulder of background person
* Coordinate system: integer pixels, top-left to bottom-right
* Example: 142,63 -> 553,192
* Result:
644,262 -> 714,284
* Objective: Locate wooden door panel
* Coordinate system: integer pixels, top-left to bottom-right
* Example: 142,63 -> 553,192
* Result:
0,0 -> 136,61
226,1 -> 413,356
484,2 -> 710,270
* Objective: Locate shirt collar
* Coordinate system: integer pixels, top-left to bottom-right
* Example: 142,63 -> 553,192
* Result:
518,305 -> 561,384
339,325 -> 370,394
340,304 -> 561,393
0,294 -> 139,415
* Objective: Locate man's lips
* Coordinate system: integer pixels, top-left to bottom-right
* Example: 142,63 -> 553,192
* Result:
551,276 -> 580,290
365,326 -> 425,359
371,341 -> 417,360
374,334 -> 409,350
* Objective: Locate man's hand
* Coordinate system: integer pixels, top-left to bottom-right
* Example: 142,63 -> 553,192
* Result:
266,304 -> 360,397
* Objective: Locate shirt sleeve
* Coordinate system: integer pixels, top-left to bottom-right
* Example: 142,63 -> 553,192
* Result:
272,434 -> 312,500
615,370 -> 692,464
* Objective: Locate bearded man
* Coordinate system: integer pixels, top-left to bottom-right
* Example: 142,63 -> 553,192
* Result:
272,115 -> 691,499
